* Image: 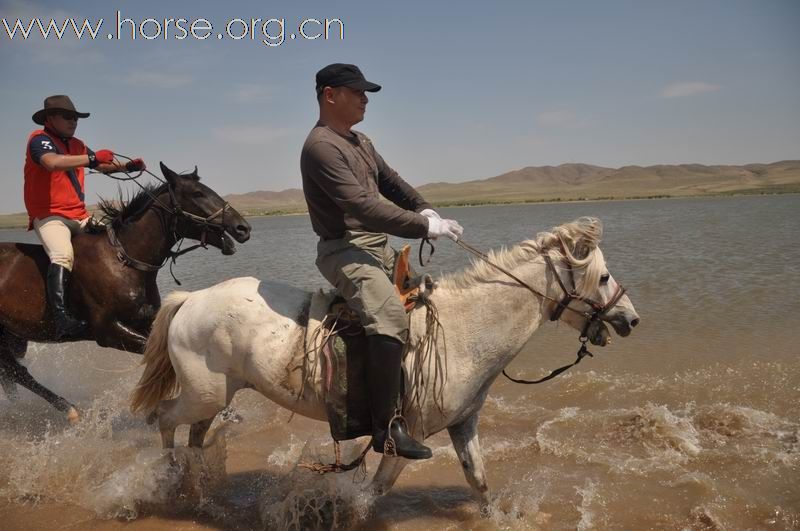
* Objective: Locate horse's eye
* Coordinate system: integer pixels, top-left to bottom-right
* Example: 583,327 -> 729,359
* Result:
192,191 -> 205,198
600,274 -> 610,284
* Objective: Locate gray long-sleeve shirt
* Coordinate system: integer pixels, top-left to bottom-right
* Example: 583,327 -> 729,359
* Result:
300,122 -> 432,240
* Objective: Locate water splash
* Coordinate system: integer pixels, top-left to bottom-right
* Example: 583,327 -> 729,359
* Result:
0,386 -> 231,521
91,424 -> 229,520
259,438 -> 375,530
0,389 -> 135,506
575,479 -> 603,531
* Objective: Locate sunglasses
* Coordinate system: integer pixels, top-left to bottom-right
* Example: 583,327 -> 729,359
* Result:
54,111 -> 79,121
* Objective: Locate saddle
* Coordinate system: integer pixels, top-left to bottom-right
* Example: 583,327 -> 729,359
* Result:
306,245 -> 433,441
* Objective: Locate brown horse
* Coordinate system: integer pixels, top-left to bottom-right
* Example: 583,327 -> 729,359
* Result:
0,162 -> 251,422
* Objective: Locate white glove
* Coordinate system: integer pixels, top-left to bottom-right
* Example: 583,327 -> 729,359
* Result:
419,208 -> 441,221
426,217 -> 463,241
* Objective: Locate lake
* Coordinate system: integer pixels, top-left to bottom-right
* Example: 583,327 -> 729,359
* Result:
0,194 -> 798,529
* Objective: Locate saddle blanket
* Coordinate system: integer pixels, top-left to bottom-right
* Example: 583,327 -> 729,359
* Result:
306,289 -> 373,441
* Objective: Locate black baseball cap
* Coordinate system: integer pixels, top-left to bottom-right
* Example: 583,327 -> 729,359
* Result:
315,63 -> 381,96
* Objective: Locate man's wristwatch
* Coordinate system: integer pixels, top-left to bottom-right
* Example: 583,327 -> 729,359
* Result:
87,152 -> 98,169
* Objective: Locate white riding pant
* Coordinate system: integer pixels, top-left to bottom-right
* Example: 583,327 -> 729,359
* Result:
32,215 -> 90,271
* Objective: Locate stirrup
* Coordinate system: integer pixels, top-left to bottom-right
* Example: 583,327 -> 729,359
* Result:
383,412 -> 405,457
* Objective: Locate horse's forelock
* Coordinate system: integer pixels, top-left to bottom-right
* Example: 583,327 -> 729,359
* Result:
540,217 -> 605,298
540,217 -> 602,259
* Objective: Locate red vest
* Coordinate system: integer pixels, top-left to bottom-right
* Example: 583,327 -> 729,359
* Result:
24,128 -> 89,229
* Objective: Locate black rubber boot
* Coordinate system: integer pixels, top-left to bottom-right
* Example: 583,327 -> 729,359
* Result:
46,264 -> 88,339
367,334 -> 432,460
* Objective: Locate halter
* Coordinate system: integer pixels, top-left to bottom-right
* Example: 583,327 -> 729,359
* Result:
453,237 -> 627,384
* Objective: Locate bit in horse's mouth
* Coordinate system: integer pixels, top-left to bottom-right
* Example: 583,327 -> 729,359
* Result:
588,320 -> 612,346
221,233 -> 236,255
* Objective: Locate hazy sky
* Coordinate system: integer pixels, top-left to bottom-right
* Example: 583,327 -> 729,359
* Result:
1,0 -> 798,214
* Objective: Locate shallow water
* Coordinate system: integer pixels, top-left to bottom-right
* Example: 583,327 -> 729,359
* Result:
0,195 -> 798,529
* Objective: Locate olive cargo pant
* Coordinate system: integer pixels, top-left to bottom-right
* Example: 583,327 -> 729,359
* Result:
316,230 -> 407,342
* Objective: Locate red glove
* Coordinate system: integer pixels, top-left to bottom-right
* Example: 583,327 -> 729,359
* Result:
125,158 -> 146,172
94,149 -> 114,164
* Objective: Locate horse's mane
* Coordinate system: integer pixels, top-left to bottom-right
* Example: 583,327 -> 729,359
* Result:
438,217 -> 605,299
97,183 -> 168,229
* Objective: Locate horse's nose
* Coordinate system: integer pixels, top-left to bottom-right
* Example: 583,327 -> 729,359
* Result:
630,317 -> 640,328
234,224 -> 251,242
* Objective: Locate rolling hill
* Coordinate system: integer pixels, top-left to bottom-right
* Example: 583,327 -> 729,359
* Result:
414,160 -> 800,205
224,160 -> 800,215
2,160 -> 798,227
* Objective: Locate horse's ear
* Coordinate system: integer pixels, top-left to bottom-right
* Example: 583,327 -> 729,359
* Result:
160,162 -> 178,185
191,166 -> 200,181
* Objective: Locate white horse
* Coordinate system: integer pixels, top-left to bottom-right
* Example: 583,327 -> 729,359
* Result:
131,217 -> 639,508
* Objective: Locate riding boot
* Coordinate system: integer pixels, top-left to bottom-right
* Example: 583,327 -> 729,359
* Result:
367,334 -> 432,460
46,264 -> 88,339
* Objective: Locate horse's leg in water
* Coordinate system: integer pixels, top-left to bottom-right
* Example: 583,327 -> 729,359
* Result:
0,372 -> 18,401
0,329 -> 26,401
370,454 -> 410,495
371,412 -> 430,494
0,345 -> 80,423
188,417 -> 215,448
157,397 -> 179,449
157,369 -> 243,449
447,412 -> 491,515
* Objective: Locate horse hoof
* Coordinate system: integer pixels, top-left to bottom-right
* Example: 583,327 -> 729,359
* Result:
66,407 -> 80,424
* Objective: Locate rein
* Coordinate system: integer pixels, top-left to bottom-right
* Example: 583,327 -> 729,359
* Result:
95,155 -> 233,284
106,224 -> 163,272
455,240 -> 595,320
452,238 -> 626,384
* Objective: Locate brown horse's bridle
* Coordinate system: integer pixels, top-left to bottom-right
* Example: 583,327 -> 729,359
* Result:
160,182 -> 232,251
101,160 -> 234,284
453,238 -> 627,384
543,248 -> 627,338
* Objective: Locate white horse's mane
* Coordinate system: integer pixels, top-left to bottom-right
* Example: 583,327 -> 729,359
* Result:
438,217 -> 606,299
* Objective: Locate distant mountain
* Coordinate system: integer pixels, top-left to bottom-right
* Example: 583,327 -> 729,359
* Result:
413,160 -> 800,205
2,161 -> 798,228
476,163 -> 612,185
223,161 -> 800,214
223,188 -> 306,214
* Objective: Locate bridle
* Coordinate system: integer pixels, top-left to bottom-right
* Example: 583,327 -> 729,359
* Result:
160,180 -> 232,251
453,238 -> 627,384
543,244 -> 627,339
97,156 -> 233,284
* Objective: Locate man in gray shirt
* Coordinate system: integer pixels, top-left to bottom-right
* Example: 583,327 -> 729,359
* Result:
301,63 -> 462,459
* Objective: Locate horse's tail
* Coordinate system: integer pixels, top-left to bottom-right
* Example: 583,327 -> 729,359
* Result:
130,291 -> 191,414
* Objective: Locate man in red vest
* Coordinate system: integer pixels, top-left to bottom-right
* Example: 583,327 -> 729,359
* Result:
24,95 -> 146,339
